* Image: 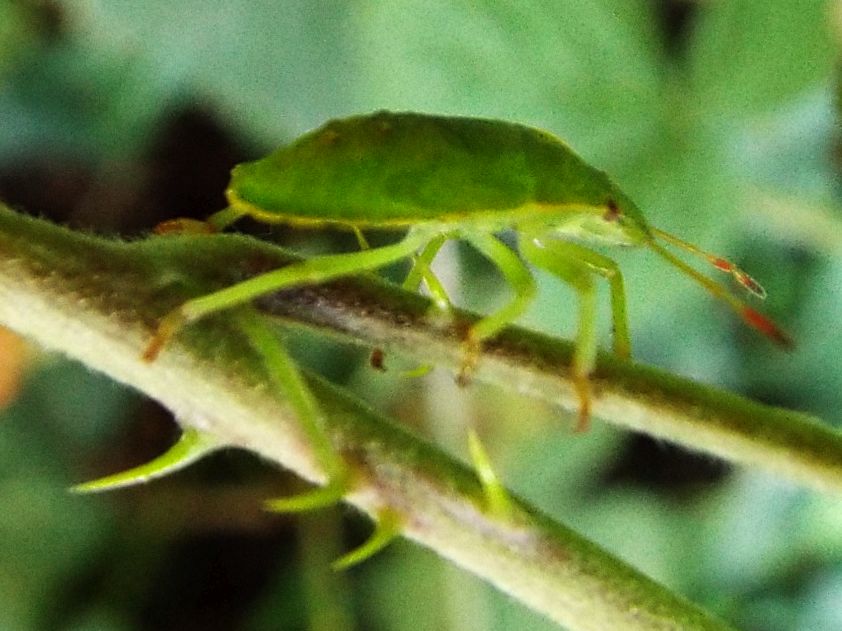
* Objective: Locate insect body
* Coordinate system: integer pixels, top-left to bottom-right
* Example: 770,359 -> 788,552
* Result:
135,110 -> 791,549
145,111 -> 789,431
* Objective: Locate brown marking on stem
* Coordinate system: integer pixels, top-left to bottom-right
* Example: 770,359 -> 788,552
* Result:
370,348 -> 387,371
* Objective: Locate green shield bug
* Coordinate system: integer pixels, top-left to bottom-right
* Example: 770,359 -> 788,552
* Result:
146,111 -> 789,418
135,112 -> 790,548
137,112 -> 789,524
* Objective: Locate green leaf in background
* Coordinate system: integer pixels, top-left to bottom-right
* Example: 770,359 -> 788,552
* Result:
0,0 -> 35,82
689,0 -> 836,119
63,0 -> 362,146
352,0 -> 664,160
64,0 -> 666,157
3,1 -> 842,629
0,362 -> 131,630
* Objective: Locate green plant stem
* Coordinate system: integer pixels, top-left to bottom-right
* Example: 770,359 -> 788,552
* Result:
0,204 -> 831,630
256,247 -> 842,497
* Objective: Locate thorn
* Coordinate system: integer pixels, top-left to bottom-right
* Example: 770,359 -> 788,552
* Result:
332,510 -> 402,570
71,428 -> 221,494
263,477 -> 347,514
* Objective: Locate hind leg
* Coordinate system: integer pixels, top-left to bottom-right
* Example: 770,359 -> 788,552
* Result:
236,309 -> 348,511
144,228 -> 433,361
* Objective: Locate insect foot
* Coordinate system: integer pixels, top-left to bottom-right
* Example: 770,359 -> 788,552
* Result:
142,307 -> 188,362
455,336 -> 482,388
71,428 -> 222,493
572,373 -> 593,433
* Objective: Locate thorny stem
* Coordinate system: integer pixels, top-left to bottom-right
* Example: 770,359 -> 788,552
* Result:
0,205 -> 838,629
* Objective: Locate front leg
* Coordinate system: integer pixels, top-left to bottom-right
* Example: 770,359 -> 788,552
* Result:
519,236 -> 603,431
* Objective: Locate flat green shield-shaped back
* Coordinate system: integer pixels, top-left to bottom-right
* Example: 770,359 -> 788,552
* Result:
226,112 -> 649,231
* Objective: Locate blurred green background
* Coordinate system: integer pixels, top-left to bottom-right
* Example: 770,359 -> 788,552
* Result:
1,1 -> 842,629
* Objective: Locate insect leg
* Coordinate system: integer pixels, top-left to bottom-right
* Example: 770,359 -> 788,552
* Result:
405,236 -> 450,372
235,310 -> 405,561
467,429 -> 512,518
143,228 -> 433,361
402,233 -> 452,311
364,234 -> 453,377
519,236 -> 598,432
366,234 -> 451,377
236,308 -> 349,512
458,231 -> 537,381
460,232 -> 537,341
351,225 -> 370,250
537,241 -> 630,359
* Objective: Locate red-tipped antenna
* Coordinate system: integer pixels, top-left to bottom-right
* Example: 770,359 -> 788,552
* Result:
651,228 -> 767,299
648,234 -> 793,349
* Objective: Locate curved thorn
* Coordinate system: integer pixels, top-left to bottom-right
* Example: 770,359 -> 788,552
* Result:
332,510 -> 403,571
467,429 -> 512,518
263,476 -> 347,514
71,428 -> 222,494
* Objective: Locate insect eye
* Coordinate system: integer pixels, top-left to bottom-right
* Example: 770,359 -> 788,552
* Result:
603,199 -> 621,222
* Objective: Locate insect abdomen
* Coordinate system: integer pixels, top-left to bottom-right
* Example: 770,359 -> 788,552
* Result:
227,112 -> 613,228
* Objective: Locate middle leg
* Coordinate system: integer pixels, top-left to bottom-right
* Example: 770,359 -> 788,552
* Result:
235,308 -> 348,511
457,231 -> 537,382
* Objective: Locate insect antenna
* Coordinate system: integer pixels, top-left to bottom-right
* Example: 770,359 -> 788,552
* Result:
648,233 -> 792,348
651,227 -> 766,299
